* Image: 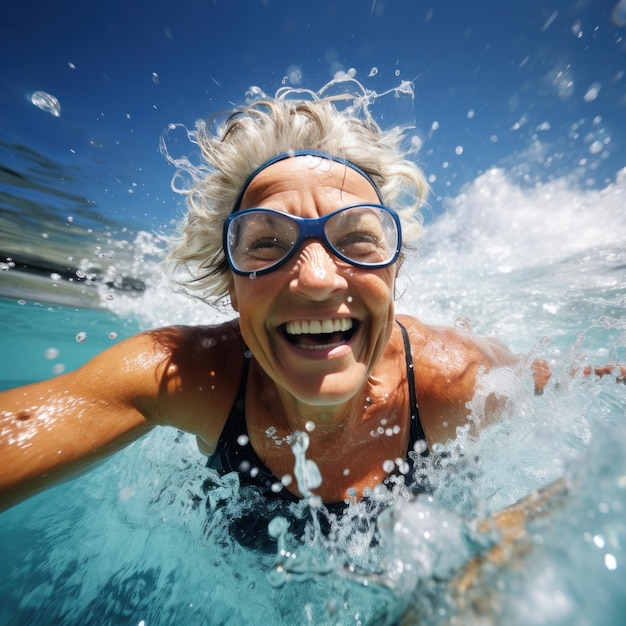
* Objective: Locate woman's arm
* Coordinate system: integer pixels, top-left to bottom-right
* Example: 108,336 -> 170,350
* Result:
0,332 -> 166,510
0,322 -> 243,511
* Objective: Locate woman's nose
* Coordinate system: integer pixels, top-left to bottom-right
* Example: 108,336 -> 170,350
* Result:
289,242 -> 349,299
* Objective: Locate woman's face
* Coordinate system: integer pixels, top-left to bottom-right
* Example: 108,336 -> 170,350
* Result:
228,155 -> 397,416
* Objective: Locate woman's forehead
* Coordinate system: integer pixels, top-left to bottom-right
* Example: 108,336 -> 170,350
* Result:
239,156 -> 381,211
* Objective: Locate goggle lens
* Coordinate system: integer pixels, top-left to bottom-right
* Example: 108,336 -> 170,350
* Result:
224,204 -> 401,275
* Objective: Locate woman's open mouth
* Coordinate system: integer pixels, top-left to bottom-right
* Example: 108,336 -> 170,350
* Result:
281,318 -> 357,350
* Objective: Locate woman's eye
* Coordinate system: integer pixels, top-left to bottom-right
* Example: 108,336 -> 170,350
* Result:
247,236 -> 290,259
342,231 -> 379,244
337,230 -> 381,250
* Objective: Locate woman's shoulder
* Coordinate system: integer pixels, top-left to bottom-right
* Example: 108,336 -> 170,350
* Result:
395,314 -> 516,381
128,318 -> 246,442
394,314 -> 517,443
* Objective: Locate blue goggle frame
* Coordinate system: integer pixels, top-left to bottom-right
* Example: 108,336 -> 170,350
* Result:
223,203 -> 402,276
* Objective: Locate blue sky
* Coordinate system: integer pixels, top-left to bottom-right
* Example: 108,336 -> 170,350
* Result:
1,0 -> 624,229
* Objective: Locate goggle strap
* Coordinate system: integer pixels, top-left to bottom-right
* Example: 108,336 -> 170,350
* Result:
231,149 -> 383,212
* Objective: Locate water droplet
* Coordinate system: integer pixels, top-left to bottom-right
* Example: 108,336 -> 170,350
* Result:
267,515 -> 289,539
75,332 -> 87,343
410,135 -> 423,152
249,272 -> 257,280
413,439 -> 428,454
589,140 -> 603,154
305,420 -> 315,432
30,91 -> 61,117
45,348 -> 59,359
237,434 -> 249,446
454,317 -> 473,330
285,64 -> 303,85
584,82 -> 601,102
382,459 -> 395,472
396,459 -> 410,474
308,495 -> 322,509
368,67 -> 378,77
108,331 -> 117,339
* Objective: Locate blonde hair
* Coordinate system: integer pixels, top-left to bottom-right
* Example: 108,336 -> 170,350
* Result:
164,94 -> 429,303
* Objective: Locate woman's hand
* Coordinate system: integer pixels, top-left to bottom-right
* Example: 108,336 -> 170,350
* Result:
531,359 -> 551,395
532,360 -> 626,395
582,364 -> 626,381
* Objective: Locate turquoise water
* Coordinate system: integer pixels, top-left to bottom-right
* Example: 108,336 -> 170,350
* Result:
1,163 -> 625,624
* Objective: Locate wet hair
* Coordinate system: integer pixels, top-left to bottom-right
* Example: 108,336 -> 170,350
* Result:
164,94 -> 429,303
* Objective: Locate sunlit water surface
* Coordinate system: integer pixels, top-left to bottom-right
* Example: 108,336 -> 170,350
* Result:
1,156 -> 625,625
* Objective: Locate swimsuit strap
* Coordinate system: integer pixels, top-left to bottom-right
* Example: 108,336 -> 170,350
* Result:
207,355 -> 300,502
396,320 -> 429,456
207,356 -> 250,474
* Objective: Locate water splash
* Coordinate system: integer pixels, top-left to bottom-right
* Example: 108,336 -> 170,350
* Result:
290,431 -> 322,498
30,91 -> 61,117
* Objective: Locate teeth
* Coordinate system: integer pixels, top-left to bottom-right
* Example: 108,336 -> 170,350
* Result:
285,318 -> 353,335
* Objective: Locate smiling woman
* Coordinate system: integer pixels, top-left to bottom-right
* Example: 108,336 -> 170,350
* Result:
0,93 -> 613,544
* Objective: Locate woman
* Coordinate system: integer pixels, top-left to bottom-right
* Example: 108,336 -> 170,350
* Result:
0,96 -> 578,514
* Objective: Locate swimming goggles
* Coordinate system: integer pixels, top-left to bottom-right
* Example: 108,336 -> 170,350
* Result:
223,203 -> 402,276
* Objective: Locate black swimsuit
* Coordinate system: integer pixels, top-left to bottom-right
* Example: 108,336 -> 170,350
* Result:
206,320 -> 428,502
